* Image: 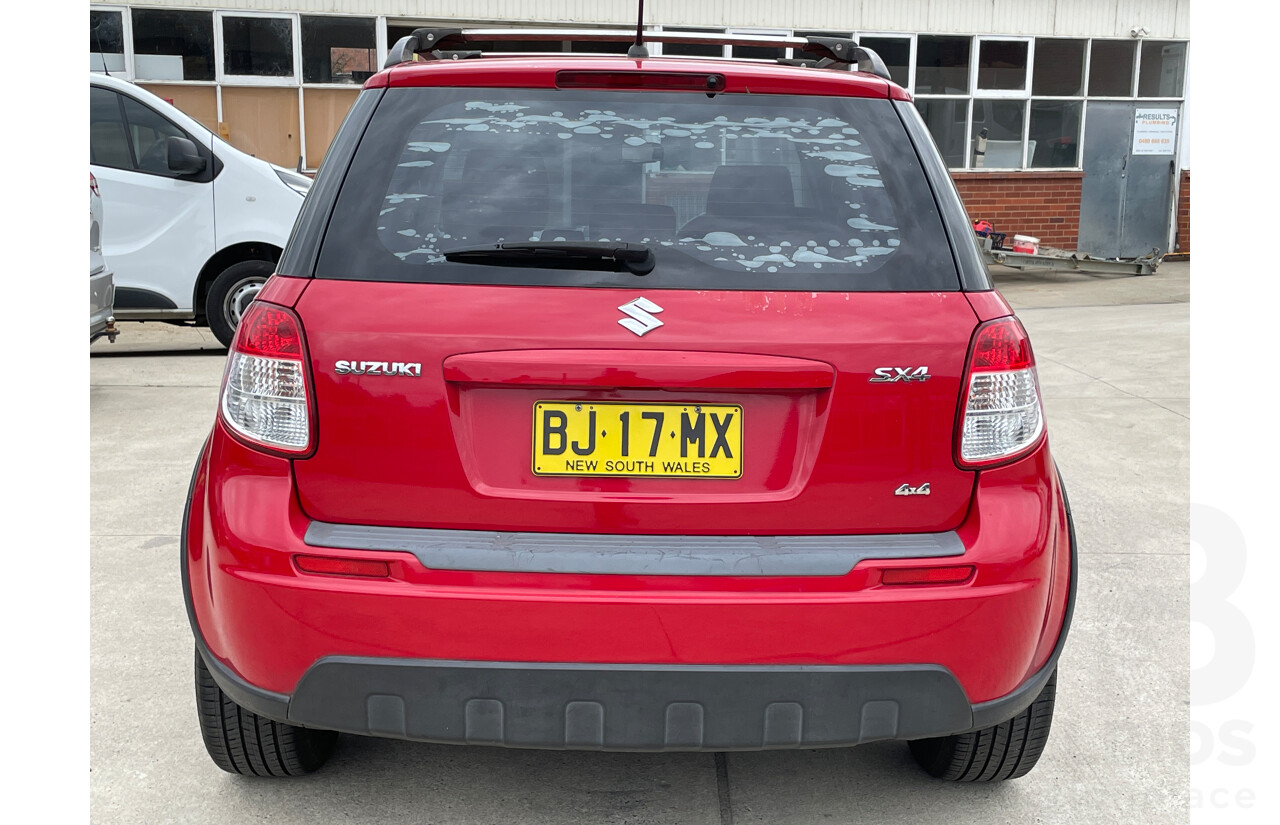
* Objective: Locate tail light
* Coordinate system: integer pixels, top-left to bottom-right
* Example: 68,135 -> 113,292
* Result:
219,302 -> 314,455
89,172 -> 100,197
956,316 -> 1045,468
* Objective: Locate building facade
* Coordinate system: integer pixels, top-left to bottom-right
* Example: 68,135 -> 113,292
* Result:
89,1 -> 1191,256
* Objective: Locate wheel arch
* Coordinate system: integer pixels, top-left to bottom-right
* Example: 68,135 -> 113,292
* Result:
193,242 -> 283,320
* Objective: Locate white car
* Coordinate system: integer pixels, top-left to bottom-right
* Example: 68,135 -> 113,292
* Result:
90,171 -> 116,343
89,73 -> 311,346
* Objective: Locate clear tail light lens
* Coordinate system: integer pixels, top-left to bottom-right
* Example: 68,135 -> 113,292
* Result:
220,302 -> 313,454
957,316 -> 1045,467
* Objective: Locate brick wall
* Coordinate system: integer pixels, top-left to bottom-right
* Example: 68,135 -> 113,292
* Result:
1175,169 -> 1190,254
950,171 -> 1084,250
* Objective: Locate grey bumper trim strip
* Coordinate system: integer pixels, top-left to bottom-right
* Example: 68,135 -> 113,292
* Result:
303,523 -> 965,576
288,658 -> 975,751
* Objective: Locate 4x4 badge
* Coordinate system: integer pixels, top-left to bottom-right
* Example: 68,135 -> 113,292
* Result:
895,483 -> 931,496
618,297 -> 664,337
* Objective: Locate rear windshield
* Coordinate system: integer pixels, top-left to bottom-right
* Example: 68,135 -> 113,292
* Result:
317,86 -> 957,291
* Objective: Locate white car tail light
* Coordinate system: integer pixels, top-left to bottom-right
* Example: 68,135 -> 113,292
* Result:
220,302 -> 314,454
957,316 -> 1045,467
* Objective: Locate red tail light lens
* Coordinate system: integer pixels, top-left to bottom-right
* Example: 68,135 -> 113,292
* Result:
881,565 -> 975,586
969,318 -> 1033,371
956,316 -> 1045,468
219,302 -> 314,455
234,305 -> 303,358
89,172 -> 100,197
556,70 -> 726,92
294,555 -> 390,578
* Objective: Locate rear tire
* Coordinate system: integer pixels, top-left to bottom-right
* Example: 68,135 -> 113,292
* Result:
207,260 -> 274,348
908,669 -> 1056,781
195,648 -> 337,776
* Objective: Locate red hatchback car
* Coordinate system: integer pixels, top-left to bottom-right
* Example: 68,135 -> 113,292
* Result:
183,28 -> 1074,782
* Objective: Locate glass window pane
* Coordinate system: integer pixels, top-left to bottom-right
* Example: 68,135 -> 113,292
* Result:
465,37 -> 565,53
90,10 -> 125,73
387,25 -> 416,48
915,98 -> 968,168
662,29 -> 726,58
1088,40 -> 1135,96
731,33 -> 790,62
569,40 -> 632,54
916,36 -> 971,95
90,87 -> 134,170
977,40 -> 1028,91
132,9 -> 216,81
971,100 -> 1026,168
1138,41 -> 1187,97
120,95 -> 191,176
732,44 -> 788,60
1032,39 -> 1085,96
1028,101 -> 1082,167
859,37 -> 910,88
223,16 -> 295,77
385,25 -> 567,54
324,88 -> 960,291
302,16 -> 375,84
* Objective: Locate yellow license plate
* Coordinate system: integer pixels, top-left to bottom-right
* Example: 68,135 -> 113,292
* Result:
533,402 -> 742,478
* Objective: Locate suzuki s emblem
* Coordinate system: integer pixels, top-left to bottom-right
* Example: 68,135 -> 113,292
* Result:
618,297 -> 664,337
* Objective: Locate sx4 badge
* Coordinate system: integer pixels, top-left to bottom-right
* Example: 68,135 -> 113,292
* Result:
871,366 -> 931,383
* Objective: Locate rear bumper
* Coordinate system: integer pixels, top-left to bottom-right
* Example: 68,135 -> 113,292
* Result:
197,649 -> 1062,751
184,426 -> 1075,749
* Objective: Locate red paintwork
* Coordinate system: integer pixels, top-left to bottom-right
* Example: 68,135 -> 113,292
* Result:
290,283 -> 980,533
254,273 -> 310,308
372,57 -> 894,99
964,290 -> 1015,323
187,422 -> 1069,703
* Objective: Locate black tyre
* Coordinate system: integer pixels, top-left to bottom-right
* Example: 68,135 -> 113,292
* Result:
195,648 -> 337,776
206,259 -> 274,348
908,670 -> 1057,781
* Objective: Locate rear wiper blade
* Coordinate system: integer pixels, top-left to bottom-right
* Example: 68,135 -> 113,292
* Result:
442,241 -> 655,275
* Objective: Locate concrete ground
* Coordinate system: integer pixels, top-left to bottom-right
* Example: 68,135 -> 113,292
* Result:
90,263 -> 1189,824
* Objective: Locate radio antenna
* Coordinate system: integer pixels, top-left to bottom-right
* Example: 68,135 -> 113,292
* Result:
627,0 -> 649,58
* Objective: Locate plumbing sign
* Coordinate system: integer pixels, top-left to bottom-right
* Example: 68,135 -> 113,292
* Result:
1133,109 -> 1178,155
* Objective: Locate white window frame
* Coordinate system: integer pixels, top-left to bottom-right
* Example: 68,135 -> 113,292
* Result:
911,33 -> 973,169
1134,39 -> 1188,99
298,12 -> 381,90
972,35 -> 1033,98
215,10 -> 301,87
1084,38 -> 1138,99
913,33 -> 972,96
127,6 -> 220,87
1028,36 -> 1088,99
90,4 -> 134,80
376,17 -> 389,73
855,31 -> 916,91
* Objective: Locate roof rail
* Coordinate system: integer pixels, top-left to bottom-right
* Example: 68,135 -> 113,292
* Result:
382,28 -> 892,81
